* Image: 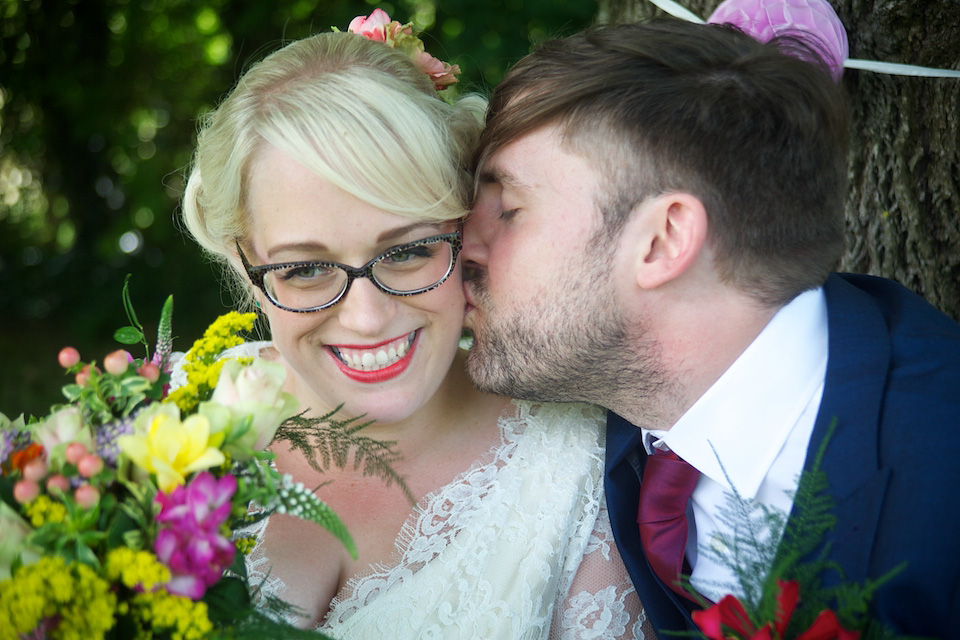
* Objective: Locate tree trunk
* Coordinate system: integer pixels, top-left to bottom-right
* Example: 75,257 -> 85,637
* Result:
597,0 -> 960,320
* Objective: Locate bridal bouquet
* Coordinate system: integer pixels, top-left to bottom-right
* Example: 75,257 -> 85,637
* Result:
0,283 -> 353,639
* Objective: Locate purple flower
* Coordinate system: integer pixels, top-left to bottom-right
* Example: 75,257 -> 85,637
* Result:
0,430 -> 15,467
0,414 -> 28,467
95,415 -> 135,466
154,471 -> 237,599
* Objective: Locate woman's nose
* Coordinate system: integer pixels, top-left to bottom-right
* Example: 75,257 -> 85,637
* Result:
334,277 -> 397,336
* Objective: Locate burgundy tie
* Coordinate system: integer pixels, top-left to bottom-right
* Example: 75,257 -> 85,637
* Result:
637,447 -> 700,599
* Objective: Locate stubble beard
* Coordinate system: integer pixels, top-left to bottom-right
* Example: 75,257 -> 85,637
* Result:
464,242 -> 665,412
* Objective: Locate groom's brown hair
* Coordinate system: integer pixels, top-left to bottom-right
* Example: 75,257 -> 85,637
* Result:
474,19 -> 849,307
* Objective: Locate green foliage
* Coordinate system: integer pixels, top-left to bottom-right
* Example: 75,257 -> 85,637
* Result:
277,407 -> 415,504
231,451 -> 357,559
688,422 -> 912,640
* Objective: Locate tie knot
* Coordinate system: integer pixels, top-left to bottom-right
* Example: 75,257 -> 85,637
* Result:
643,448 -> 700,498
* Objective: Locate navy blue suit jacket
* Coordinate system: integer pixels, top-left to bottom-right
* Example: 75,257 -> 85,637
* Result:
605,274 -> 960,638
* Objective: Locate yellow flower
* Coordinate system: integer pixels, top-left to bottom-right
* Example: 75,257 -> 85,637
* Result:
163,312 -> 256,412
0,556 -> 116,639
129,590 -> 212,640
117,404 -> 225,493
105,548 -> 171,591
23,495 -> 67,527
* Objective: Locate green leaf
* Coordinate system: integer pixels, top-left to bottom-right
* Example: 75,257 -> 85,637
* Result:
61,384 -> 83,401
203,576 -> 252,624
120,376 -> 151,394
122,529 -> 145,550
114,326 -> 145,344
74,539 -> 101,569
121,274 -> 142,331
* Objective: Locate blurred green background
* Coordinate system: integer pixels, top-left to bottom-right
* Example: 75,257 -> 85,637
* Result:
0,0 -> 598,418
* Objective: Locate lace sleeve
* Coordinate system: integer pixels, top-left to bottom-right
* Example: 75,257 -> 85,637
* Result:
550,504 -> 657,640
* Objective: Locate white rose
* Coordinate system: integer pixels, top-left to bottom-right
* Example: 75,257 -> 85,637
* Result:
31,406 -> 94,468
0,501 -> 40,581
201,358 -> 299,458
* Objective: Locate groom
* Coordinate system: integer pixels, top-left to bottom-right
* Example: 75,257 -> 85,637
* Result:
461,19 -> 960,637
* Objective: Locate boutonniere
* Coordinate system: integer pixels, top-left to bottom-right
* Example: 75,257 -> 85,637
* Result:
681,424 -> 922,640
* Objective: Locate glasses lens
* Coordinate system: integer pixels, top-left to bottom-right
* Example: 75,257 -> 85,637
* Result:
372,239 -> 455,294
262,264 -> 349,310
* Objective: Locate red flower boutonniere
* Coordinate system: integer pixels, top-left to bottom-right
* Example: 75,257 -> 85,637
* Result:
694,579 -> 860,640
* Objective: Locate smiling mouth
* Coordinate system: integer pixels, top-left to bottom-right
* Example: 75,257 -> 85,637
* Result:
330,331 -> 417,372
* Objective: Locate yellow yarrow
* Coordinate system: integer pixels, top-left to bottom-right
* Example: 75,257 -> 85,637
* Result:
0,556 -> 116,640
104,548 -> 171,591
23,494 -> 67,527
129,590 -> 213,640
234,535 -> 257,555
164,312 -> 256,412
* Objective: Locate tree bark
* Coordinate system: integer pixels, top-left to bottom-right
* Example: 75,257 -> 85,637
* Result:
597,0 -> 960,320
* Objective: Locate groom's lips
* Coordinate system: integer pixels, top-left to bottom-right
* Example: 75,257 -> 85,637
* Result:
463,286 -> 478,324
463,282 -> 479,311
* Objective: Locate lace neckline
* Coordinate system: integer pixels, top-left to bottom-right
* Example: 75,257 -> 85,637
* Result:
319,399 -> 528,629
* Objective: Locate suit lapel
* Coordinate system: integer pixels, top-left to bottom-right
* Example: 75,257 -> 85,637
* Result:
605,411 -> 693,631
799,274 -> 891,585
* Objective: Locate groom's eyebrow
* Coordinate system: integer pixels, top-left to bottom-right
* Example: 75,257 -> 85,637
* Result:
478,166 -> 532,193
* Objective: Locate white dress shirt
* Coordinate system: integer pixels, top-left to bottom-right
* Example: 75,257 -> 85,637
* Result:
641,287 -> 828,602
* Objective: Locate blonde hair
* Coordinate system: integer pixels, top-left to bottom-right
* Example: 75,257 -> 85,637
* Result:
181,31 -> 485,302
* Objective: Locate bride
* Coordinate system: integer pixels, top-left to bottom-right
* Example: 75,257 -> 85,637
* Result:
179,13 -> 655,639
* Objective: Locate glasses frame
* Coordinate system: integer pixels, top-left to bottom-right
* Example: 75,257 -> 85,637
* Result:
236,231 -> 462,313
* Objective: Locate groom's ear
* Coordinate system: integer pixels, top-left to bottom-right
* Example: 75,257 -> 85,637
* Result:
628,193 -> 708,290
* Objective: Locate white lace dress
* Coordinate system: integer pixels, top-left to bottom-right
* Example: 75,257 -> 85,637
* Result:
191,343 -> 655,639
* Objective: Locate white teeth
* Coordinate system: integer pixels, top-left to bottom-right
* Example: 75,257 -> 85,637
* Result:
336,331 -> 416,372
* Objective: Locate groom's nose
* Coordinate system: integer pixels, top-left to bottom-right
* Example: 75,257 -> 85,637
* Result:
460,210 -> 491,275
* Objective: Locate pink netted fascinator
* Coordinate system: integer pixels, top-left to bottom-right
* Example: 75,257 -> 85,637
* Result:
707,0 -> 848,81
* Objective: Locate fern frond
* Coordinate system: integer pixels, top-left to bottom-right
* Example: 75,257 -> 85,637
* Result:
275,408 -> 415,503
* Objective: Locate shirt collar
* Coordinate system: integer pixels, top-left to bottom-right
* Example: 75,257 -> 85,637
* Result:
642,287 -> 828,498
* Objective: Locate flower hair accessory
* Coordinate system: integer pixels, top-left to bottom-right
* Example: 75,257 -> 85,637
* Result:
344,9 -> 461,90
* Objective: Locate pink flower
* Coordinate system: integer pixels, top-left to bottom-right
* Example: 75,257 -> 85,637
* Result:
412,49 -> 461,90
347,8 -> 392,42
345,9 -> 460,90
154,471 -> 237,599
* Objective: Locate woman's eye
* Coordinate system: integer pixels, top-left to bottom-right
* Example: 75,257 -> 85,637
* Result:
279,265 -> 332,281
499,208 -> 519,221
384,245 -> 433,264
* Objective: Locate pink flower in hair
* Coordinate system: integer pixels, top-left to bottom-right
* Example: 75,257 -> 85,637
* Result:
347,8 -> 392,42
345,9 -> 460,90
412,49 -> 462,90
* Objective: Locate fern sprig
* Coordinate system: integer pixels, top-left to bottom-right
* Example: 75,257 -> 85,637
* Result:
275,407 -> 414,504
